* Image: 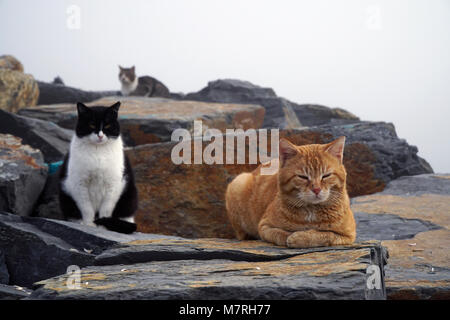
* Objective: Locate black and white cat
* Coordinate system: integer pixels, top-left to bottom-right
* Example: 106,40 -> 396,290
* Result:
58,101 -> 138,234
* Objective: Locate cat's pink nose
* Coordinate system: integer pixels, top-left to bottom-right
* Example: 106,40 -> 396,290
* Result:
312,188 -> 321,195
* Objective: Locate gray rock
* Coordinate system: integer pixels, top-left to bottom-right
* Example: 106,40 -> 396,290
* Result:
186,79 -> 278,101
0,284 -> 32,300
0,212 -> 95,288
37,80 -> 119,105
378,174 -> 450,196
184,79 -> 289,128
0,109 -> 72,163
0,134 -> 47,217
290,103 -> 359,127
0,211 -> 180,288
352,174 -> 450,299
0,250 -> 9,284
354,212 -> 441,242
184,79 -> 359,128
52,76 -> 64,85
31,241 -> 387,300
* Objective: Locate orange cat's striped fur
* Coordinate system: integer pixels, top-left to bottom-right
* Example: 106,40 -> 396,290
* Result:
225,137 -> 356,248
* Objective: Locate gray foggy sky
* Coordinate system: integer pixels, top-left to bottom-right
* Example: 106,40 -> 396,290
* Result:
0,0 -> 449,172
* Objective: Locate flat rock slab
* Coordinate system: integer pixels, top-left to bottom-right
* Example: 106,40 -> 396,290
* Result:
18,96 -> 265,146
352,174 -> 450,299
31,241 -> 386,300
0,212 -> 180,288
0,284 -> 32,300
94,238 -> 383,265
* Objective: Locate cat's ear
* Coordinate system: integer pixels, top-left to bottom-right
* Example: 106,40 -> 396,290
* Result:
76,102 -> 90,116
109,101 -> 121,113
324,136 -> 346,163
131,65 -> 135,71
279,138 -> 298,167
118,65 -> 123,70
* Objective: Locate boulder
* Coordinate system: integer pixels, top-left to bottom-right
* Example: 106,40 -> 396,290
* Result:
0,69 -> 39,113
36,81 -> 119,105
0,134 -> 47,217
0,55 -> 24,72
291,104 -> 360,127
52,76 -> 64,85
0,109 -> 73,220
184,79 -> 359,128
0,250 -> 8,284
0,109 -> 72,163
0,212 -> 94,288
126,121 -> 432,238
18,96 -> 266,146
0,211 -> 180,288
31,240 -> 387,299
352,174 -> 450,299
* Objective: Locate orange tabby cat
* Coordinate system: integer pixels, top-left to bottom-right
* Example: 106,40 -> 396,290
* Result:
225,136 -> 356,248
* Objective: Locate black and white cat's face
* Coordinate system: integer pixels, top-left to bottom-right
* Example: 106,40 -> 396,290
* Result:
76,102 -> 121,145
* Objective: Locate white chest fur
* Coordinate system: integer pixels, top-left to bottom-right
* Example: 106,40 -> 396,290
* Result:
121,77 -> 138,96
62,135 -> 126,223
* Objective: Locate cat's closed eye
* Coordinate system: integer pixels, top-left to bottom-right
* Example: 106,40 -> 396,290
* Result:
89,123 -> 95,129
322,173 -> 332,180
104,124 -> 111,129
298,175 -> 309,180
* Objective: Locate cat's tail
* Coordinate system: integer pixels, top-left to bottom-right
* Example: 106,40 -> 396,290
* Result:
94,218 -> 137,234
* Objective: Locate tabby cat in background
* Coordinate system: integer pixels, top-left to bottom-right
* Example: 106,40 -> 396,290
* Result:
225,137 -> 356,248
118,65 -> 170,98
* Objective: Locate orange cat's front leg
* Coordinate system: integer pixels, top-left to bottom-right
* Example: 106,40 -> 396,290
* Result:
286,230 -> 353,248
258,223 -> 292,247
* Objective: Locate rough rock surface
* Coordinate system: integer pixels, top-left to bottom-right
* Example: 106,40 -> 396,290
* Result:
31,240 -> 386,300
352,174 -> 450,299
184,79 -> 359,128
0,284 -> 32,300
0,212 -> 179,288
36,81 -> 119,105
0,55 -> 24,72
0,109 -> 72,163
291,103 -> 360,127
126,121 -> 432,238
0,208 -> 392,300
0,134 -> 47,217
0,69 -> 39,113
19,96 -> 266,146
0,250 -> 8,284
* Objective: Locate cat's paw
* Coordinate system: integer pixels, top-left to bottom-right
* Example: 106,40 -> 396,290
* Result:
80,220 -> 96,227
286,231 -> 312,248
